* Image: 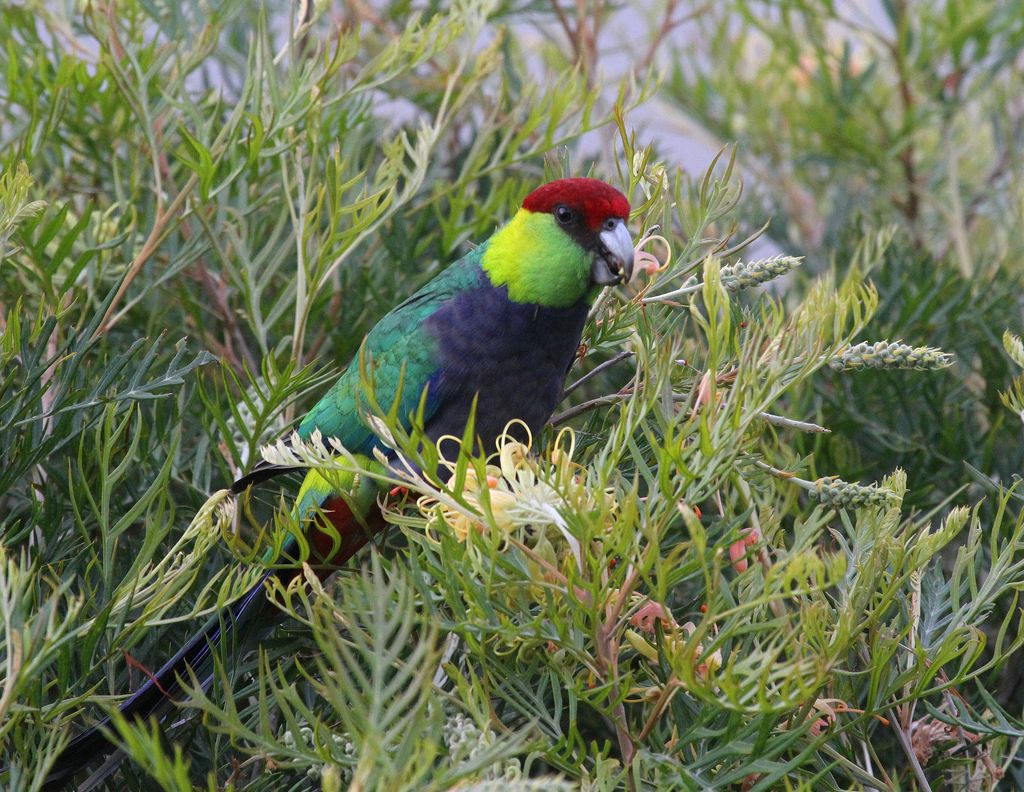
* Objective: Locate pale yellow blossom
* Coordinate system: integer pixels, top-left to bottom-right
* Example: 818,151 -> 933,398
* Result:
416,421 -> 615,549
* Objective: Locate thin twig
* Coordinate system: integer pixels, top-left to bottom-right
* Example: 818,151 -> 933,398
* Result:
888,706 -> 933,792
889,0 -> 922,247
96,173 -> 199,336
943,126 -> 973,278
548,1 -> 579,65
642,280 -> 701,305
551,392 -> 630,426
938,109 -> 1024,262
642,222 -> 771,305
636,679 -> 682,743
554,369 -> 750,426
636,1 -> 714,73
506,538 -> 592,607
595,562 -> 641,777
552,390 -> 695,426
758,412 -> 830,433
563,350 -> 634,397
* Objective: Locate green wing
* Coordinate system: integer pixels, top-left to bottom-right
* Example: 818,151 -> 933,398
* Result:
296,248 -> 484,454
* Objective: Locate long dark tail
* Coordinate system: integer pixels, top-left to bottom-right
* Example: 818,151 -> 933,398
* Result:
40,572 -> 273,791
42,488 -> 388,791
229,461 -> 302,495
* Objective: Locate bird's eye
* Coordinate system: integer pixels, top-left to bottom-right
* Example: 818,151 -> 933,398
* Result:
555,205 -> 573,225
603,217 -> 619,231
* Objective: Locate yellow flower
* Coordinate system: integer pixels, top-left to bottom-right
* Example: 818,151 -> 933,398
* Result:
416,420 -> 616,550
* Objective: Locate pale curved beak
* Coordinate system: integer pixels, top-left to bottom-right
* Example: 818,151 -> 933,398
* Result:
591,219 -> 635,286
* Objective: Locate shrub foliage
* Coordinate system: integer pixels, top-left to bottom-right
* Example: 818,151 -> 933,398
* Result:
2,1 -> 1023,790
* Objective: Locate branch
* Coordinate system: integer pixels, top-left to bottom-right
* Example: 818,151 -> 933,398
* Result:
550,392 -> 631,426
563,350 -> 634,397
888,705 -> 933,792
96,173 -> 198,337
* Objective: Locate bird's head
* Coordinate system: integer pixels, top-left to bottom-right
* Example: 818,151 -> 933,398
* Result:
482,177 -> 634,307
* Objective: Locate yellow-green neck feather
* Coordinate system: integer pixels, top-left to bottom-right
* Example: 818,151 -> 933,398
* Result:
481,209 -> 593,307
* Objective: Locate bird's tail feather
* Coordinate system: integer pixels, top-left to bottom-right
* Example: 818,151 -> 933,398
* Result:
41,571 -> 274,791
42,459 -> 388,790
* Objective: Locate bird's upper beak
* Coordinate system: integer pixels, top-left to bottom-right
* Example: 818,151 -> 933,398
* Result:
591,219 -> 635,286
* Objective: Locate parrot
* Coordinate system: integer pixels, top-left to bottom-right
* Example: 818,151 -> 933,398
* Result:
40,177 -> 634,790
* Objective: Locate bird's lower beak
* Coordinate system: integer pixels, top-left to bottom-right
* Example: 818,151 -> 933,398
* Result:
592,220 -> 635,286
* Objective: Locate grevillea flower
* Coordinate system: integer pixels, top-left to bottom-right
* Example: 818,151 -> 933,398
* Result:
633,229 -> 672,276
416,421 -> 615,555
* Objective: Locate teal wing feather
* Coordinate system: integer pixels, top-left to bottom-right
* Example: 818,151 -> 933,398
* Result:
297,247 -> 485,454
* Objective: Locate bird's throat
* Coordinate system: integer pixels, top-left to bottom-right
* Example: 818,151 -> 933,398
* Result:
481,209 -> 592,307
